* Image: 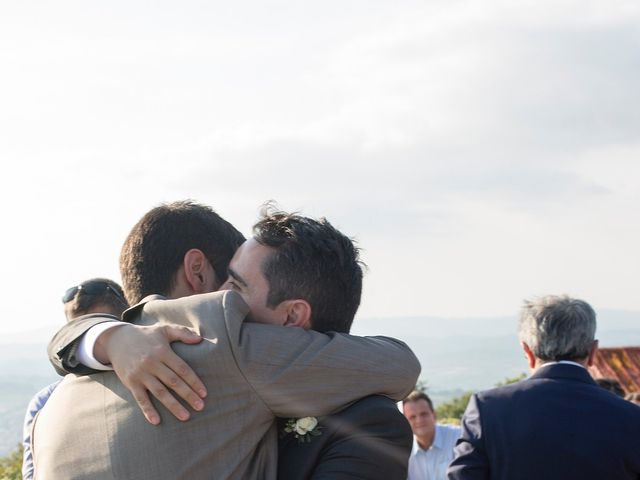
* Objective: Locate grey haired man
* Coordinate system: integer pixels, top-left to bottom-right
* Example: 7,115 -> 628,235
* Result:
448,295 -> 640,480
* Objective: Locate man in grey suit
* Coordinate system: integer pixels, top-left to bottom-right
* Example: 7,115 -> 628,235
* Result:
35,201 -> 419,479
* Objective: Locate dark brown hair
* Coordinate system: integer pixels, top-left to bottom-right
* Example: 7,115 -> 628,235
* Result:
119,200 -> 245,304
253,204 -> 363,333
402,390 -> 434,411
64,278 -> 129,320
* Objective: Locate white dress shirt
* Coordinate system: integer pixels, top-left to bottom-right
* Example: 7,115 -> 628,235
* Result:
407,423 -> 461,480
77,320 -> 123,370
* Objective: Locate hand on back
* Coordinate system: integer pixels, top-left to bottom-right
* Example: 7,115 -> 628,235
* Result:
96,324 -> 207,425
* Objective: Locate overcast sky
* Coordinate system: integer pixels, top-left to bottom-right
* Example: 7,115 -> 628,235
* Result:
1,0 -> 638,335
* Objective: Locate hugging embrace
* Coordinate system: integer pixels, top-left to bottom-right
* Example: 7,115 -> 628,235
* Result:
34,201 -> 421,480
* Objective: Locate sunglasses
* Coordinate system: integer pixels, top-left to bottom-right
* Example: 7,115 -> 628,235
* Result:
62,281 -> 126,304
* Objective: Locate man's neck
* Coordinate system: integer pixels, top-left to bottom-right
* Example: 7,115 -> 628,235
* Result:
416,430 -> 435,450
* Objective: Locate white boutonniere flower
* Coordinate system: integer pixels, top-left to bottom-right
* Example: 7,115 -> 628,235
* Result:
282,416 -> 322,443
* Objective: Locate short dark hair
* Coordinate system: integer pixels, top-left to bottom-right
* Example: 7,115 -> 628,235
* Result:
402,390 -> 434,411
253,205 -> 363,333
120,200 -> 245,304
595,378 -> 625,398
63,278 -> 129,320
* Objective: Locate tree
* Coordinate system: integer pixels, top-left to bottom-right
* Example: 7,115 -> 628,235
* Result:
414,379 -> 428,393
436,391 -> 472,423
494,372 -> 527,387
0,444 -> 22,480
433,372 -> 527,423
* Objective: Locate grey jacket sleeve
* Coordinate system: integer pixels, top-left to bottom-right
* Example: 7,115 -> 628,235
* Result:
447,394 -> 490,480
47,314 -> 123,376
234,322 -> 421,418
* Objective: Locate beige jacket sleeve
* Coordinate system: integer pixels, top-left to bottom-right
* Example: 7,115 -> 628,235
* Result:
47,313 -> 122,376
222,293 -> 421,418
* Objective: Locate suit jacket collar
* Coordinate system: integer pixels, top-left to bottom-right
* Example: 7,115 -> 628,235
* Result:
122,294 -> 166,322
530,362 -> 596,386
121,292 -> 250,333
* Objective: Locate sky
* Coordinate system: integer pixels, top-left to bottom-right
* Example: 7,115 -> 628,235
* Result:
1,0 -> 639,335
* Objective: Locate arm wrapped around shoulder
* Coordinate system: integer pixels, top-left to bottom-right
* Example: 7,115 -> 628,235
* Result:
238,324 -> 421,418
47,314 -> 122,376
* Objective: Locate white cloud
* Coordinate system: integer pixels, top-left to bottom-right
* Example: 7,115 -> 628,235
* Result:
1,0 -> 639,333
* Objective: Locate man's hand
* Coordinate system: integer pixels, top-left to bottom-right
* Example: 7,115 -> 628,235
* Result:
95,324 -> 207,425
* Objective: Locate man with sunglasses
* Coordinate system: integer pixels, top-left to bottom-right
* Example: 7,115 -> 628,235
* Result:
35,201 -> 419,479
60,279 -> 129,323
22,278 -> 128,480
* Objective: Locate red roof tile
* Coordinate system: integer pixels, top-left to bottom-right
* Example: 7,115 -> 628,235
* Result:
588,347 -> 640,394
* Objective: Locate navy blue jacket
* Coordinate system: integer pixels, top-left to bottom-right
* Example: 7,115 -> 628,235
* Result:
448,363 -> 640,480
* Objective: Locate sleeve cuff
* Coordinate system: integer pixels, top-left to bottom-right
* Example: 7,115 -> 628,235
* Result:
77,322 -> 126,371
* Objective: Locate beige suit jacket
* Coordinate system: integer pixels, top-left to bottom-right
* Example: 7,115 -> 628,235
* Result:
33,290 -> 420,480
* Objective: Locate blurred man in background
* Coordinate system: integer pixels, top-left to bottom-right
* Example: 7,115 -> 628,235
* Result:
402,390 -> 460,480
22,278 -> 128,480
594,377 -> 625,397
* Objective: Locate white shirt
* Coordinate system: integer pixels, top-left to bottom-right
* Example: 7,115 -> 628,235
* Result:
77,320 -> 122,370
537,360 -> 586,370
407,423 -> 461,480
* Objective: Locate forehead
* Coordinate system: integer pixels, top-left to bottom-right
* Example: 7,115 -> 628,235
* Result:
403,399 -> 433,414
229,238 -> 274,279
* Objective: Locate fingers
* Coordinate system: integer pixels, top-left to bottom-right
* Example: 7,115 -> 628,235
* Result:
150,361 -> 205,414
162,325 -> 208,401
137,373 -> 192,423
129,385 -> 161,425
107,323 -> 208,425
163,325 -> 202,345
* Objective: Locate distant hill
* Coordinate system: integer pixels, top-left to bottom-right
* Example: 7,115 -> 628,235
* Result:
0,342 -> 60,457
351,309 -> 640,391
1,310 -> 638,456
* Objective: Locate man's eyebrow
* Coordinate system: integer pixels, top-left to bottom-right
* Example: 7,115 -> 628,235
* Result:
227,268 -> 248,288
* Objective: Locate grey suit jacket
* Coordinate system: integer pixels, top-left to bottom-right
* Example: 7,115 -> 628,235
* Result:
34,291 -> 420,480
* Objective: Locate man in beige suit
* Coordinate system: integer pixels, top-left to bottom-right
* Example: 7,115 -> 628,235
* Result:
34,202 -> 419,479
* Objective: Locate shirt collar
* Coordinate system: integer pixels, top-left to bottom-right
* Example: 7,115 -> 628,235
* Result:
537,360 -> 586,370
413,424 -> 443,453
432,424 -> 443,450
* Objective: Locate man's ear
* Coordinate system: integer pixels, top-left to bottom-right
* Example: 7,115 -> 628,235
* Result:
183,249 -> 211,294
586,339 -> 599,367
521,342 -> 537,370
283,300 -> 312,330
